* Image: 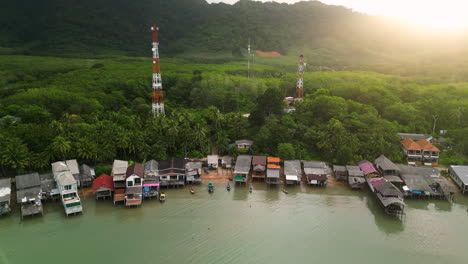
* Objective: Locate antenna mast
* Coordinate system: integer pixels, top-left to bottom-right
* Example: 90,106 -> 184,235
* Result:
151,25 -> 164,115
295,54 -> 305,101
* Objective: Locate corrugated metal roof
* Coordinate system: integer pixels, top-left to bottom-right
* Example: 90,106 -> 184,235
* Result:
267,169 -> 280,178
16,186 -> 41,201
235,139 -> 253,145
449,165 -> 468,184
303,161 -> 326,169
346,165 -> 364,177
51,161 -> 68,173
304,168 -> 326,175
56,171 -> 76,186
252,156 -> 267,165
234,155 -> 252,174
112,160 -> 128,176
208,155 -> 219,164
66,160 -> 80,175
126,163 -> 144,178
16,173 -> 41,190
358,160 -> 379,175
284,160 -> 301,176
333,165 -> 346,172
374,155 -> 399,172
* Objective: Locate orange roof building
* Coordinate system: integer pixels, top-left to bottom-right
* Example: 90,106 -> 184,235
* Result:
400,137 -> 440,166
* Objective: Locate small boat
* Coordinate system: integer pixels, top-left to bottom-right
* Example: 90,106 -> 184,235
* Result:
208,181 -> 214,193
190,188 -> 195,194
282,189 -> 288,194
226,183 -> 231,191
159,193 -> 166,202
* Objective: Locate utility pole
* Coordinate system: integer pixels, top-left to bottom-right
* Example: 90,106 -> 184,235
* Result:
151,25 -> 164,116
432,115 -> 438,134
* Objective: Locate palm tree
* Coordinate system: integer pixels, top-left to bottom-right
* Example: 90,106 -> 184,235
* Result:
50,136 -> 72,160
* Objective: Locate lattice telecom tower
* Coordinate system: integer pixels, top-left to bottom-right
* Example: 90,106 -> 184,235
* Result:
295,54 -> 305,100
151,25 -> 164,115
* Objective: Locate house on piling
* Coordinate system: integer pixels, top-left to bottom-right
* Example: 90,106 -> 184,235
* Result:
448,165 -> 468,194
143,160 -> 160,198
158,158 -> 186,187
111,160 -> 128,205
346,165 -> 365,189
333,165 -> 347,181
374,155 -> 403,188
358,160 -> 379,178
222,156 -> 233,169
284,160 -> 302,185
186,161 -> 202,185
93,174 -> 114,200
266,157 -> 281,185
207,155 -> 219,170
66,160 -> 81,188
79,164 -> 95,188
234,155 -> 252,184
39,173 -> 59,200
398,165 -> 455,200
125,163 -> 144,207
111,160 -> 129,190
16,173 -> 43,218
368,177 -> 405,216
303,161 -> 330,186
52,161 -> 83,215
0,179 -> 11,216
252,156 -> 267,181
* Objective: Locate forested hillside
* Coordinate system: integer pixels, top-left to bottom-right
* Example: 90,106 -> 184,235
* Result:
1,0 -> 467,67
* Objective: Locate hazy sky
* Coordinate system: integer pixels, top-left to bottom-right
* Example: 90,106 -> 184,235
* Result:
207,0 -> 468,29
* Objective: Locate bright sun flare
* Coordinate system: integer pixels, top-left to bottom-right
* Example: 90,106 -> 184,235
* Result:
213,0 -> 468,30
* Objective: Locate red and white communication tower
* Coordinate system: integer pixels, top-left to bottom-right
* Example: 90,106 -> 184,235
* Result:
295,54 -> 306,101
151,25 -> 164,115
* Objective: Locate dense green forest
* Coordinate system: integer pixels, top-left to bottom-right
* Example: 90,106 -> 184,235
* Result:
1,0 -> 468,176
1,54 -> 468,176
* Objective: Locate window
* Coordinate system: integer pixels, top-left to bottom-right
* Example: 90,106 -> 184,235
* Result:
64,185 -> 72,190
127,181 -> 133,187
134,178 -> 141,184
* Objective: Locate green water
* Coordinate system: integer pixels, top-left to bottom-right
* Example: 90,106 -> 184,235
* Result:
1,182 -> 468,264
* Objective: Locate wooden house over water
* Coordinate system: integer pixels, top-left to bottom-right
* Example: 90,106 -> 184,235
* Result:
284,160 -> 302,185
374,155 -> 403,188
16,173 -> 43,218
93,174 -> 114,200
398,165 -> 455,200
79,164 -> 95,188
207,155 -> 219,169
66,159 -> 81,188
346,165 -> 365,189
448,165 -> 468,194
144,160 -> 160,198
39,173 -> 59,200
52,161 -> 83,216
266,157 -> 281,185
252,156 -> 267,181
0,179 -> 11,216
358,160 -> 379,178
125,163 -> 144,207
303,161 -> 330,186
158,158 -> 186,187
368,177 -> 405,216
234,155 -> 252,184
222,156 -> 233,169
186,161 -> 202,185
111,160 -> 129,190
333,165 -> 347,181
